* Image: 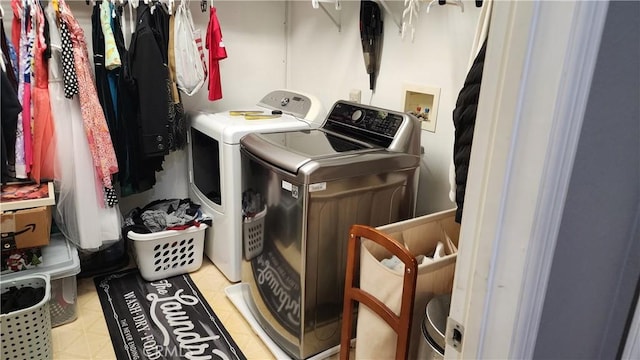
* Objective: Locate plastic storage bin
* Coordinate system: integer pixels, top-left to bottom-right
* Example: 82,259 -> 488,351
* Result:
2,234 -> 81,327
128,224 -> 207,281
1,273 -> 53,360
243,207 -> 266,260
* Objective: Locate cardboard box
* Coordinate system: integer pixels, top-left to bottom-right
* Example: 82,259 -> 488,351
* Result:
1,206 -> 52,250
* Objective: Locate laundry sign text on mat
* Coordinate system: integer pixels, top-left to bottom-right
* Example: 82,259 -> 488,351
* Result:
94,269 -> 246,360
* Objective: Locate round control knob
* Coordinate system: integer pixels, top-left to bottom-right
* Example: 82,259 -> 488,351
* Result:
351,110 -> 363,123
281,97 -> 290,106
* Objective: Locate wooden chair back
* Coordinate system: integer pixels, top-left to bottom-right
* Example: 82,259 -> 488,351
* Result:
339,224 -> 418,360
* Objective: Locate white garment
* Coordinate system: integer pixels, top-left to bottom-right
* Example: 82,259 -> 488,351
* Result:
46,4 -> 122,251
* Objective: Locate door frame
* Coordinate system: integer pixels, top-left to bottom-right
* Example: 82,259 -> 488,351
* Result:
445,1 -> 610,358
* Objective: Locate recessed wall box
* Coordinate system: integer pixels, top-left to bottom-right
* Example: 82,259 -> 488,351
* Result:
402,84 -> 441,132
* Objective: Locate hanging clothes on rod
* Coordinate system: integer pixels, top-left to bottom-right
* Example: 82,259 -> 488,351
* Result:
122,1 -> 169,194
0,14 -> 20,184
92,1 -> 118,156
13,0 -> 34,180
1,70 -> 21,185
30,2 -> 56,184
1,19 -> 19,91
59,0 -> 119,190
205,1 -> 226,101
166,0 -> 186,151
44,0 -> 122,251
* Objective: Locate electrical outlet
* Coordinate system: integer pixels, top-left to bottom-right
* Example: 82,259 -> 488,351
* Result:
349,89 -> 362,103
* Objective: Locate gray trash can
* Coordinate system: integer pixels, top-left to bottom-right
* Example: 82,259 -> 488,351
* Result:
417,294 -> 451,359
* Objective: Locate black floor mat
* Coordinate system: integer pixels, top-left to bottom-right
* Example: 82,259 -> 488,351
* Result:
94,269 -> 246,360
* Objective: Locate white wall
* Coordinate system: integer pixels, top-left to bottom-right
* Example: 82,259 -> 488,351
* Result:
180,1 -> 288,112
122,0 -> 481,215
285,0 -> 480,214
3,0 -> 480,216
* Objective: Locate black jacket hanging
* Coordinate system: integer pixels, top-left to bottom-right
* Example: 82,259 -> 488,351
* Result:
452,38 -> 487,223
0,23 -> 18,91
1,70 -> 22,184
129,3 -> 170,158
112,5 -> 149,196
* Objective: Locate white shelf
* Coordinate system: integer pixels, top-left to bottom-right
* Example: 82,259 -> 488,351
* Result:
0,182 -> 56,212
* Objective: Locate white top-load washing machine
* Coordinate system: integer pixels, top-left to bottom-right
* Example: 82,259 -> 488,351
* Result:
187,90 -> 326,282
239,101 -> 421,359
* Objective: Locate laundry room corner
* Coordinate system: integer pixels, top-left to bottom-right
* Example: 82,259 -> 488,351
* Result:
285,0 -> 482,215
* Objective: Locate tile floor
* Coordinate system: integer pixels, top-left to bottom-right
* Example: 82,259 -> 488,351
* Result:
51,258 -> 275,359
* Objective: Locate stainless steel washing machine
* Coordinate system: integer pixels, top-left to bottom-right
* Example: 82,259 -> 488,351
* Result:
239,101 -> 421,359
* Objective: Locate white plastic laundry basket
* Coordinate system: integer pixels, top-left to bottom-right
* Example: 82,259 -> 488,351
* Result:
128,224 -> 207,281
0,273 -> 53,360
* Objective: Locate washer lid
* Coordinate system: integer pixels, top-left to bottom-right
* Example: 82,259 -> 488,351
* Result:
241,130 -> 379,173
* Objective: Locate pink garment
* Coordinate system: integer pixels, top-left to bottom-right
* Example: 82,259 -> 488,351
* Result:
59,1 -> 118,188
10,0 -> 21,57
23,16 -> 34,176
22,82 -> 32,175
31,5 -> 56,183
12,0 -> 26,179
22,11 -> 36,177
205,6 -> 226,101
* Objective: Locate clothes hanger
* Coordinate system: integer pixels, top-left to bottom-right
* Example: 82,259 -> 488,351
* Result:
402,0 -> 420,41
128,0 -> 136,34
426,0 -> 464,13
167,0 -> 173,15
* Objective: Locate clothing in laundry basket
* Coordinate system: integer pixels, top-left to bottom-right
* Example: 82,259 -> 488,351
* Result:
381,241 -> 446,272
1,286 -> 45,314
123,198 -> 212,235
242,189 -> 263,218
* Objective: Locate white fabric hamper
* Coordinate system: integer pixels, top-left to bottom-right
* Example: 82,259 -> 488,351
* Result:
354,209 -> 459,359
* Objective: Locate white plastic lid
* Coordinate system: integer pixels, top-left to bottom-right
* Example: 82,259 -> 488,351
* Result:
2,233 -> 81,281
